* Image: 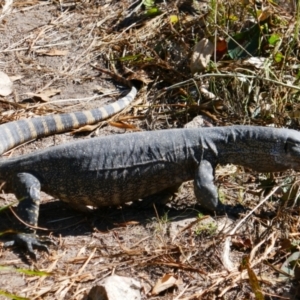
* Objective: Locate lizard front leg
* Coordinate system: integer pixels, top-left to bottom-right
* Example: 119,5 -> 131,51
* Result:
4,173 -> 52,259
194,159 -> 225,212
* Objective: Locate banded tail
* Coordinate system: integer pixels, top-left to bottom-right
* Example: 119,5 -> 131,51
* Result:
0,86 -> 137,155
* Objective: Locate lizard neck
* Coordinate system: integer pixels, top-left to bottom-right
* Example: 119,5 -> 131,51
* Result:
213,126 -> 290,172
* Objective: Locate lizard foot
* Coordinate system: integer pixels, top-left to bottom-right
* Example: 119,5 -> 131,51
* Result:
222,204 -> 248,217
4,233 -> 56,260
214,202 -> 247,217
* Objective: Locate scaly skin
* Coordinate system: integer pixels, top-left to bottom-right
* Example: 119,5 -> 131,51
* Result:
2,125 -> 300,257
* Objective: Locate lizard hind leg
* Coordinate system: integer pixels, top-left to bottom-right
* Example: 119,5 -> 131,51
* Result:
4,172 -> 53,259
14,172 -> 41,229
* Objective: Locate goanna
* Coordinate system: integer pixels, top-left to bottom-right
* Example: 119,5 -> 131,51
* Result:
2,124 -> 300,258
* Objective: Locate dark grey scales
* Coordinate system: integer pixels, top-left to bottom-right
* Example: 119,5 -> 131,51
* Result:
2,89 -> 300,257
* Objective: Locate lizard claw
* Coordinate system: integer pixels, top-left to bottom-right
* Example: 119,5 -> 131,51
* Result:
222,204 -> 247,217
4,233 -> 56,260
214,202 -> 247,216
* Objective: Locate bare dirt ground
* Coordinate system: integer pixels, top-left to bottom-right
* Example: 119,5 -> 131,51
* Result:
0,0 -> 300,299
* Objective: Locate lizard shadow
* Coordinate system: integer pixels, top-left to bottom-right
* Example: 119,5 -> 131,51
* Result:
37,199 -> 206,237
0,198 -> 214,259
1,196 -> 245,241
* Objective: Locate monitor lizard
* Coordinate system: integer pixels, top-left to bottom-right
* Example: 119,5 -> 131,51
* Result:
1,124 -> 300,258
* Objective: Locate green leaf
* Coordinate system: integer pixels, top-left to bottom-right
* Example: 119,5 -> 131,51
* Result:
143,0 -> 155,8
268,34 -> 281,45
0,230 -> 18,237
169,15 -> 179,24
0,290 -> 29,300
0,266 -> 52,276
0,201 -> 18,213
145,7 -> 161,17
118,54 -> 142,62
228,14 -> 238,21
274,52 -> 284,63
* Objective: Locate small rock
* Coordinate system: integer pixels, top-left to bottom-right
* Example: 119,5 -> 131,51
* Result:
184,115 -> 214,128
0,71 -> 13,96
86,275 -> 141,300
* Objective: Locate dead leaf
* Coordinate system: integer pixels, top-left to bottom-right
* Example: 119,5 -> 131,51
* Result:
9,75 -> 23,82
109,121 -> 140,130
127,69 -> 153,85
72,124 -> 99,133
279,239 -> 293,251
114,221 -> 140,227
288,109 -> 300,119
241,256 -> 265,300
231,236 -> 252,250
36,48 -> 68,56
74,273 -> 95,283
152,274 -> 182,295
0,71 -> 13,96
244,57 -> 266,69
118,245 -> 143,256
27,88 -> 61,102
190,38 -> 214,74
0,0 -> 13,21
93,86 -> 115,94
216,38 -> 227,59
258,8 -> 271,22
